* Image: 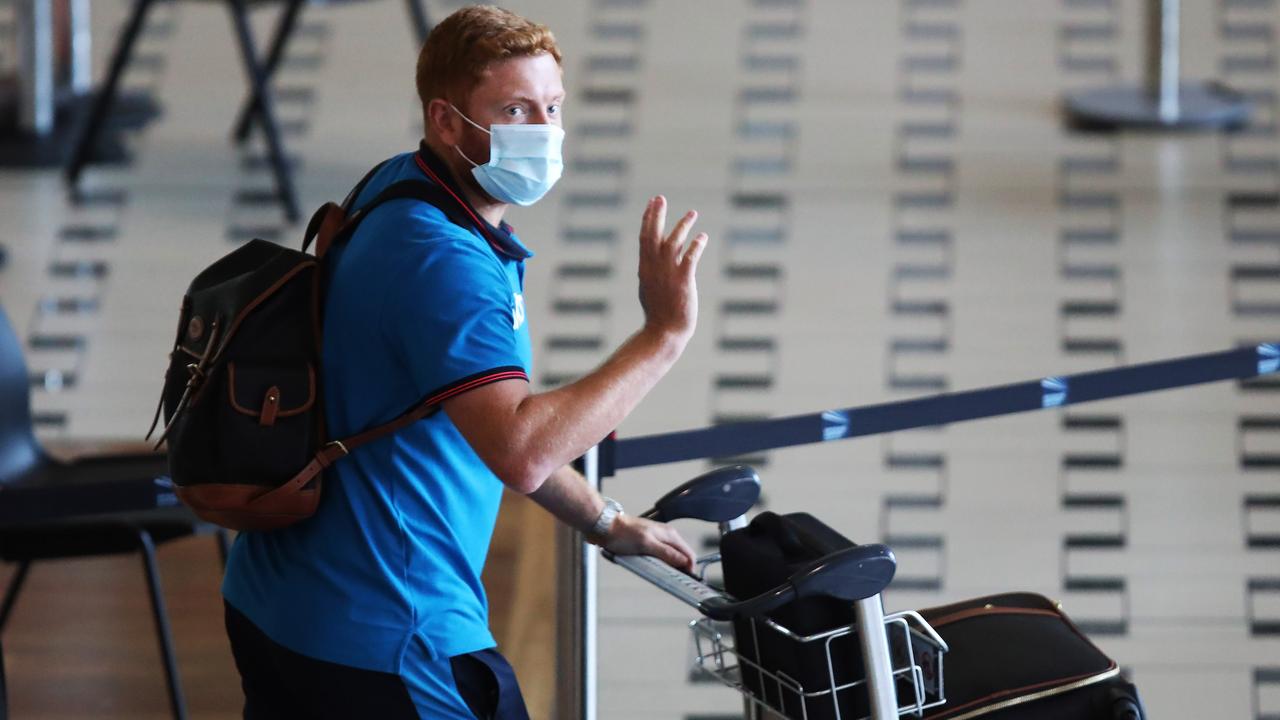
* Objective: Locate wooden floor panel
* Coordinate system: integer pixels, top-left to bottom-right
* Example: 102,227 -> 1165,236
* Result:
1,492 -> 557,719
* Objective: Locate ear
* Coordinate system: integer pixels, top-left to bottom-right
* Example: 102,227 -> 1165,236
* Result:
426,98 -> 462,146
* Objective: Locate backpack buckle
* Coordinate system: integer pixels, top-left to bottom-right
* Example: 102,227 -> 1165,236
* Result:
324,440 -> 350,457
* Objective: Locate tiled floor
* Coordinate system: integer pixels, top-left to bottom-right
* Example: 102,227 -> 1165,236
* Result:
1,0 -> 1278,718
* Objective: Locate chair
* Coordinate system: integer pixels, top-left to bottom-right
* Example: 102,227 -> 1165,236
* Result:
0,305 -> 228,720
64,0 -> 432,223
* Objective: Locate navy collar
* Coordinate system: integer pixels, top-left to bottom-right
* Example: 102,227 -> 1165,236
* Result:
413,143 -> 533,260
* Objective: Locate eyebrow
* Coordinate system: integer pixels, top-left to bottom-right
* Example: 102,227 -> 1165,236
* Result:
506,94 -> 565,105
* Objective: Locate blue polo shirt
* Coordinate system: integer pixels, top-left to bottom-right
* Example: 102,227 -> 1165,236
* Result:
222,146 -> 534,674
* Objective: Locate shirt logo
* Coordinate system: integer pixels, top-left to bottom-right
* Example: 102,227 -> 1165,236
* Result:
512,293 -> 526,330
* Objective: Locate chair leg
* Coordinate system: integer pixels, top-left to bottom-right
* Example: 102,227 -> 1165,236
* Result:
231,0 -> 306,144
138,530 -> 188,720
0,562 -> 32,632
0,635 -> 8,720
64,0 -> 156,190
226,0 -> 301,222
215,528 -> 232,569
406,0 -> 431,46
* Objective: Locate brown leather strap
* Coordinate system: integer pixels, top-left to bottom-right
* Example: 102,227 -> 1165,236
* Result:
150,318 -> 222,449
331,402 -> 439,456
330,367 -> 529,457
312,203 -> 347,259
253,453 -> 330,507
147,297 -> 193,441
254,431 -> 365,507
300,159 -> 392,256
259,386 -> 281,426
327,397 -> 442,453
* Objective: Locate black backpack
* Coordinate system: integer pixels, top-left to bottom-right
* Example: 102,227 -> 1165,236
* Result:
149,165 -> 500,530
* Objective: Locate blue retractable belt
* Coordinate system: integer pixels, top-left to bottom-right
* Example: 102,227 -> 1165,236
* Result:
604,342 -> 1280,476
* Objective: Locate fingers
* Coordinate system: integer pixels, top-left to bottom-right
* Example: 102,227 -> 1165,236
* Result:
621,518 -> 698,573
655,540 -> 694,574
640,195 -> 662,244
681,232 -> 709,270
647,195 -> 669,245
668,532 -> 698,573
653,526 -> 697,573
655,197 -> 669,241
642,196 -> 704,256
664,210 -> 698,253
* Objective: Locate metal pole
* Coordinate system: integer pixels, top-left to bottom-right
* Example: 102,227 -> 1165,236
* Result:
554,518 -> 582,717
557,446 -> 599,720
68,0 -> 93,95
855,595 -> 898,720
581,445 -> 599,720
16,0 -> 55,135
1147,0 -> 1180,123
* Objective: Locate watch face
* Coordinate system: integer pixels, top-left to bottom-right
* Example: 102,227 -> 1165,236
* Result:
593,498 -> 622,537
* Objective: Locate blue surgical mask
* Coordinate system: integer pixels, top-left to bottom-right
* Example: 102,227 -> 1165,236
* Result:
451,104 -> 565,206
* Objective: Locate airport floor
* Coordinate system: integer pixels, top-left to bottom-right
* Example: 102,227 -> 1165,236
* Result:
1,0 -> 1279,718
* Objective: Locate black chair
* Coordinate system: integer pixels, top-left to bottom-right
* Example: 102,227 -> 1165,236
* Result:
65,0 -> 432,223
0,305 -> 228,720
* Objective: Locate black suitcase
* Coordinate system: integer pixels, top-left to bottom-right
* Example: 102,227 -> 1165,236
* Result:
918,593 -> 1145,720
719,512 -> 1146,720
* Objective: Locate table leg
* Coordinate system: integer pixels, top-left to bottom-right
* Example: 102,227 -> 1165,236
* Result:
64,0 -> 155,189
406,0 -> 430,46
230,0 -> 305,145
227,0 -> 300,222
0,636 -> 8,720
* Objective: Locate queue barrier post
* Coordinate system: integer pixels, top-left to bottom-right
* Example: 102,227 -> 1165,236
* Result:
1063,0 -> 1250,129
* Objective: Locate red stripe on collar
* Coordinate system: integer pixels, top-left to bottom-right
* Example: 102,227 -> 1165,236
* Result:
412,153 -> 512,255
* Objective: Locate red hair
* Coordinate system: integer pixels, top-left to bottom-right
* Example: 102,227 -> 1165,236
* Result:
415,5 -> 562,109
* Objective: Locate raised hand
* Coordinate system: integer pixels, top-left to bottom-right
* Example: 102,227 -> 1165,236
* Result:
637,195 -> 709,347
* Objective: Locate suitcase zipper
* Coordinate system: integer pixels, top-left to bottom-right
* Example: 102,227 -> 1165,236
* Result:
922,601 -> 1120,720
942,666 -> 1120,720
927,605 -> 1060,627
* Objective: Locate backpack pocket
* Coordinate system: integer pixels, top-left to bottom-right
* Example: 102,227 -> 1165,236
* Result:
220,362 -> 318,484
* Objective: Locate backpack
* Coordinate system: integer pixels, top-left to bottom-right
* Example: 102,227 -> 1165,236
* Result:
148,163 -> 504,530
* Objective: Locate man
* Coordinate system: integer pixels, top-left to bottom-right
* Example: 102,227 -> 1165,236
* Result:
221,6 -> 707,718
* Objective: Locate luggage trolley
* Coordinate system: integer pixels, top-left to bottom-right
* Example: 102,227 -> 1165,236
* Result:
604,466 -> 1146,720
604,466 -> 945,720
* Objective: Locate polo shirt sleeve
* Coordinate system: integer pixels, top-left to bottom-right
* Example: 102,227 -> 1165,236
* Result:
384,234 -> 529,403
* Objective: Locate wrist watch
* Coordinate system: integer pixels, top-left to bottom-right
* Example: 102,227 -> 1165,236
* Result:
590,497 -> 624,541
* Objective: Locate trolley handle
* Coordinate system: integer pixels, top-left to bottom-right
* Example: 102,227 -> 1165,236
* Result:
702,544 -> 897,620
606,544 -> 896,622
638,465 -> 761,523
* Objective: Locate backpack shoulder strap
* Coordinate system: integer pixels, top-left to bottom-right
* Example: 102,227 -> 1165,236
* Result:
319,367 -> 525,467
290,180 -> 517,471
301,160 -> 390,257
265,364 -> 527,506
341,158 -> 391,211
302,178 -> 460,258
312,180 -> 521,455
326,179 -> 460,248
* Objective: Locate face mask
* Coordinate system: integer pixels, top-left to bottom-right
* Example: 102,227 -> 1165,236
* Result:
451,104 -> 565,206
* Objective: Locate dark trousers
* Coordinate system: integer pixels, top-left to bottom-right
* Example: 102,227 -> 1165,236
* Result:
225,602 -> 529,719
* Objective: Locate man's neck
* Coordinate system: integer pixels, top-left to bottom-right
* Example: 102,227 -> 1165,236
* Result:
423,137 -> 507,227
